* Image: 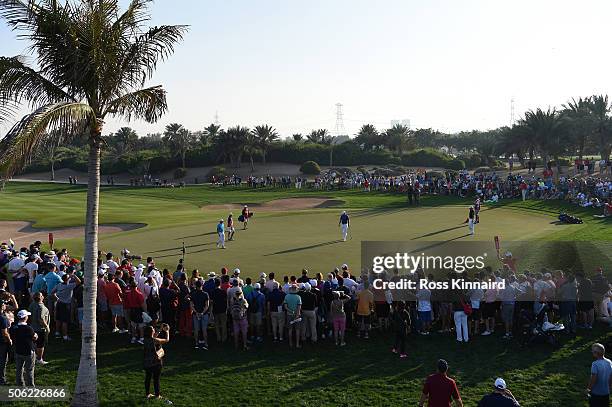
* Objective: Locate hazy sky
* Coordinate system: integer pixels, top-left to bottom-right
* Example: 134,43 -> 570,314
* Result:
2,0 -> 612,138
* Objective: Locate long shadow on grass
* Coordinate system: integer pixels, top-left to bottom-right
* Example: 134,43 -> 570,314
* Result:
174,231 -> 217,240
411,225 -> 466,239
147,242 -> 216,254
264,240 -> 343,256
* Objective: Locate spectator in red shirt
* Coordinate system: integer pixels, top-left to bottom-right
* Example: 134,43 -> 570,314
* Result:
124,279 -> 146,344
103,275 -> 126,333
419,359 -> 463,407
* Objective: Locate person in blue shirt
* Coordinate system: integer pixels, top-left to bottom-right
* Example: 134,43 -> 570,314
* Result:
588,342 -> 612,407
338,211 -> 350,241
245,283 -> 266,342
44,264 -> 62,320
216,219 -> 225,249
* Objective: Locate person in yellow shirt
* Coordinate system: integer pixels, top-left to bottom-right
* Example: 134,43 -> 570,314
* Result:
356,281 -> 374,339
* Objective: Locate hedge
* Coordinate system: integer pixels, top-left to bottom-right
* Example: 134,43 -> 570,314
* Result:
300,161 -> 321,175
400,149 -> 465,170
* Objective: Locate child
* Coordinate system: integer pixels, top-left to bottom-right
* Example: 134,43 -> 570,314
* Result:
392,301 -> 411,358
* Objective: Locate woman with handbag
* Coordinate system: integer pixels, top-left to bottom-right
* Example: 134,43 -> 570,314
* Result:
143,324 -> 170,400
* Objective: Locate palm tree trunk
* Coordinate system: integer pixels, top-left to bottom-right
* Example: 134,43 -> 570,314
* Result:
50,159 -> 55,181
72,130 -> 101,407
262,150 -> 266,165
182,151 -> 186,169
250,154 -> 254,172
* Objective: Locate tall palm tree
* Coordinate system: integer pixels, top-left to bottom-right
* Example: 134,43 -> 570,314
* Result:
384,124 -> 412,155
355,124 -> 379,150
519,108 -> 568,176
252,124 -> 279,165
112,126 -> 138,157
244,131 -> 260,172
203,123 -> 221,145
0,2 -> 186,405
164,123 -> 194,168
215,126 -> 249,167
587,95 -> 612,161
562,97 -> 592,159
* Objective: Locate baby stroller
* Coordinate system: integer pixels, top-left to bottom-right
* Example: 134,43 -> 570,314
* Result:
519,303 -> 564,348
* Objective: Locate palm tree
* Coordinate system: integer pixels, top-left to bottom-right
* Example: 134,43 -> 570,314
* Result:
203,123 -> 221,145
164,123 -> 195,168
587,95 -> 612,161
112,127 -> 138,157
292,133 -> 303,142
519,108 -> 568,177
384,124 -> 412,155
0,2 -> 186,405
252,124 -> 279,164
355,124 -> 379,150
224,126 -> 251,168
562,97 -> 592,159
244,131 -> 261,172
306,129 -> 329,144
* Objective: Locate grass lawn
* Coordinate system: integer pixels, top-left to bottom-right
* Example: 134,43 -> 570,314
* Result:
0,182 -> 611,406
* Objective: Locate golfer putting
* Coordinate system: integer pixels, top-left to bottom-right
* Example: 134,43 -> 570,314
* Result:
339,211 -> 350,241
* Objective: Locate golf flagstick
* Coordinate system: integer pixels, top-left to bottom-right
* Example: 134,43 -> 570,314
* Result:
181,241 -> 186,264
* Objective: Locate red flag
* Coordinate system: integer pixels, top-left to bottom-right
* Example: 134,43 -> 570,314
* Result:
48,233 -> 54,248
494,236 -> 500,253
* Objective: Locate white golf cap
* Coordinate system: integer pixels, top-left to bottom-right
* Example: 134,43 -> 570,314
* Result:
341,264 -> 348,270
505,251 -> 512,257
259,272 -> 267,278
254,283 -> 261,290
208,272 -> 216,278
17,310 -> 31,319
494,378 -> 507,390
233,268 -> 240,274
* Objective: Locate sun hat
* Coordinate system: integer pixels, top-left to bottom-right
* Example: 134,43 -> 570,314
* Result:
494,378 -> 507,390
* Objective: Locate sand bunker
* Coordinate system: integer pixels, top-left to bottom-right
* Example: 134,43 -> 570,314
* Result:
0,221 -> 145,247
202,197 -> 344,212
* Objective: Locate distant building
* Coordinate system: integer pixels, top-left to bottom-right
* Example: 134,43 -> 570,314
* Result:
390,119 -> 411,129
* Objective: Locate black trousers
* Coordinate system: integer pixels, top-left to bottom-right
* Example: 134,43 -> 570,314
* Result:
145,365 -> 162,396
589,394 -> 610,407
0,342 -> 9,384
394,332 -> 407,354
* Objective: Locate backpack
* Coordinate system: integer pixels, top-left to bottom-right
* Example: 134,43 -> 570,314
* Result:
247,292 -> 260,314
231,300 -> 246,320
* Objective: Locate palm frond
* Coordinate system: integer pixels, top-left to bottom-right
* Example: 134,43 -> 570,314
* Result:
105,85 -> 167,122
0,56 -> 73,123
117,24 -> 189,88
0,0 -> 40,32
0,102 -> 95,177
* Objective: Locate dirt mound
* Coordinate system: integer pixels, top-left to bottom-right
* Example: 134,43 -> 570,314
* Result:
0,221 -> 145,247
202,197 -> 343,212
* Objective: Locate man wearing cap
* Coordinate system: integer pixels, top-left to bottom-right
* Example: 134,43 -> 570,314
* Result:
0,300 -> 12,385
10,309 -> 38,386
299,283 -> 318,343
477,378 -> 520,406
338,211 -> 350,241
43,263 -> 62,321
419,359 -> 463,407
51,270 -> 81,341
190,279 -> 210,350
216,219 -> 226,249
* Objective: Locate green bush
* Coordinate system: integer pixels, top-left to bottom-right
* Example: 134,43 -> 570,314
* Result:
173,167 -> 187,179
206,166 -> 226,181
401,148 -> 465,170
300,161 -> 321,175
457,154 -> 485,169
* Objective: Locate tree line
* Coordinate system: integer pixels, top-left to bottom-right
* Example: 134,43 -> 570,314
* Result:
31,95 -> 611,178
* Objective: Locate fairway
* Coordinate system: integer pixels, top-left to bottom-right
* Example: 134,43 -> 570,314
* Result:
2,182 -> 608,277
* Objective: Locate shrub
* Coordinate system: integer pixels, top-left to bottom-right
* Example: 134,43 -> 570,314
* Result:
206,166 -> 226,181
300,161 -> 321,175
401,148 -> 465,170
173,167 -> 187,179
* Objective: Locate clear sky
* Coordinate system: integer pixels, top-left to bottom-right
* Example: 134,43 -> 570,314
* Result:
1,0 -> 612,138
